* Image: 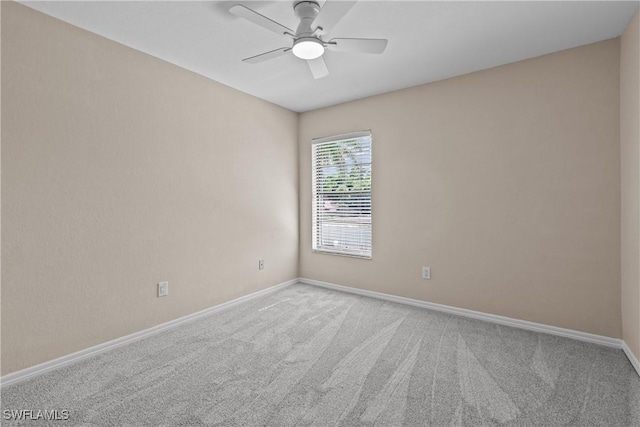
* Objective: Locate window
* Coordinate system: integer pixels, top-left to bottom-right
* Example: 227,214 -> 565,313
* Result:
312,131 -> 372,258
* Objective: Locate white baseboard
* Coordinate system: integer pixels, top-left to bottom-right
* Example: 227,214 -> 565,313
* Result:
299,278 -> 623,349
0,278 -> 298,388
301,278 -> 640,378
622,341 -> 640,377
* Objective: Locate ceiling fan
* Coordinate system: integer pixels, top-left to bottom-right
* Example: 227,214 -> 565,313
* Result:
229,1 -> 388,79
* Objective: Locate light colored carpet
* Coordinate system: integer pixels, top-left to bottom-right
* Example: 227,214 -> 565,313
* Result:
2,284 -> 639,426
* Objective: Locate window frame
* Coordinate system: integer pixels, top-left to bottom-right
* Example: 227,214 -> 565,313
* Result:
311,130 -> 372,259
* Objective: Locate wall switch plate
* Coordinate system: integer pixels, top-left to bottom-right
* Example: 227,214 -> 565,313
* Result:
258,259 -> 264,270
158,281 -> 169,297
422,267 -> 431,280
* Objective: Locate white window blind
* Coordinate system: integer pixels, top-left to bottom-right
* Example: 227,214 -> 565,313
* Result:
312,131 -> 372,258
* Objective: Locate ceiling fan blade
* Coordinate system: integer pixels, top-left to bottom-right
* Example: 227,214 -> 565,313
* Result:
327,38 -> 388,54
311,1 -> 357,35
229,4 -> 293,38
243,47 -> 291,64
307,56 -> 329,79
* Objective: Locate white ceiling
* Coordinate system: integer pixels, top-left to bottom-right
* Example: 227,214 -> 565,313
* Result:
20,1 -> 640,112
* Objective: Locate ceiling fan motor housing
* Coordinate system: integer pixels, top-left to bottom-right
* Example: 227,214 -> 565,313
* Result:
292,0 -> 325,59
294,1 -> 321,37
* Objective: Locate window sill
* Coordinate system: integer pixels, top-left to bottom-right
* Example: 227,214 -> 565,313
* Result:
312,249 -> 372,260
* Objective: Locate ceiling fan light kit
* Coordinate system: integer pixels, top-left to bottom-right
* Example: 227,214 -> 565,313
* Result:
229,0 -> 388,79
292,37 -> 325,60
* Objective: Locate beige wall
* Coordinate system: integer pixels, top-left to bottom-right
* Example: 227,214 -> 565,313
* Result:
300,39 -> 622,338
621,11 -> 640,363
1,3 -> 299,374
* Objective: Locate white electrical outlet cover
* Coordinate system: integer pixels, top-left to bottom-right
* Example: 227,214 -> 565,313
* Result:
422,267 -> 431,280
158,281 -> 169,297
